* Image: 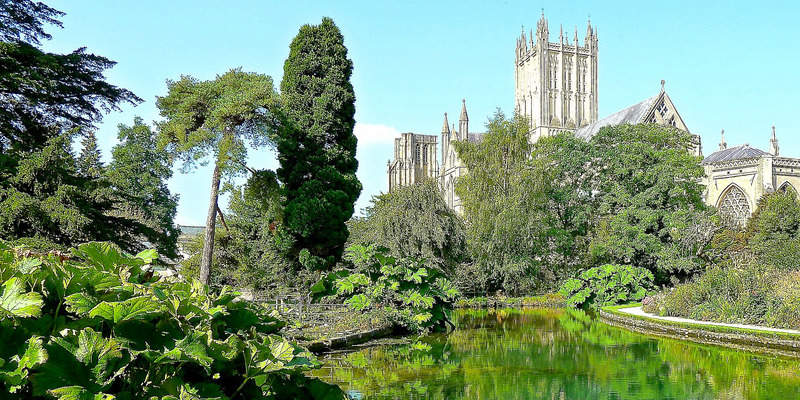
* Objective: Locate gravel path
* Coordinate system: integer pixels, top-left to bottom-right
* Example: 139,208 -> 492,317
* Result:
617,306 -> 800,335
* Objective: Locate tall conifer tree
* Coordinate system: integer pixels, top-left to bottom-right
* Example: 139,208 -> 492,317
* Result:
278,17 -> 361,268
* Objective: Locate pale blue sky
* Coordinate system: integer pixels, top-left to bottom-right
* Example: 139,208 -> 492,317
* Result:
44,1 -> 800,225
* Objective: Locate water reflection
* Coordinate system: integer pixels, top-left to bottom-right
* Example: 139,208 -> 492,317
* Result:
311,308 -> 800,399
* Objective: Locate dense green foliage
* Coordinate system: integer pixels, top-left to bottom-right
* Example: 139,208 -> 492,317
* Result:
76,130 -> 103,178
311,245 -> 459,333
0,1 -> 155,253
0,1 -> 140,152
560,264 -> 655,309
278,17 -> 361,269
156,68 -> 280,283
450,117 -> 707,293
348,179 -> 466,273
0,241 -> 344,399
106,118 -> 179,261
645,191 -> 800,329
452,111 -> 545,294
0,133 -> 150,253
587,124 -> 707,282
180,171 -> 314,295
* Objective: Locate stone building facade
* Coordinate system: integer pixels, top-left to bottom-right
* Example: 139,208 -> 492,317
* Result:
386,11 -> 799,223
387,132 -> 438,192
439,100 -> 483,213
701,128 -> 799,225
515,12 -> 598,142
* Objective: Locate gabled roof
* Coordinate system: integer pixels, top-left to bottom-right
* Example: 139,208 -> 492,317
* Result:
574,90 -> 690,141
575,95 -> 658,140
701,144 -> 770,164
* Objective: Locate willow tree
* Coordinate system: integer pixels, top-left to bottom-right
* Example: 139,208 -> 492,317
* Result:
156,69 -> 279,284
277,17 -> 361,269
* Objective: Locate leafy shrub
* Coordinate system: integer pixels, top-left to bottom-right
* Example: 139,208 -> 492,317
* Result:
311,245 -> 460,333
559,264 -> 655,309
0,241 -> 343,399
647,262 -> 800,329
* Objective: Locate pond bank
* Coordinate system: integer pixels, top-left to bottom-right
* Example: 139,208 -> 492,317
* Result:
600,305 -> 800,358
304,323 -> 397,354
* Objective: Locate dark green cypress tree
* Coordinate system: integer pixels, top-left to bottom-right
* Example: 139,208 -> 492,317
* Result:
277,17 -> 361,268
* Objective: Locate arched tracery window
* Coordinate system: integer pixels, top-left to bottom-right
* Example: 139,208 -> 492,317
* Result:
718,185 -> 751,225
778,182 -> 797,195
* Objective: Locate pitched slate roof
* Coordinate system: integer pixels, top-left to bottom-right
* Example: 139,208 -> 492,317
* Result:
575,94 -> 659,140
467,132 -> 484,143
701,144 -> 770,164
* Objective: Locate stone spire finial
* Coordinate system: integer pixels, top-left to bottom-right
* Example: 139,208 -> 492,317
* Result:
770,125 -> 780,156
660,79 -> 665,93
719,129 -> 727,151
574,26 -> 578,44
441,112 -> 450,134
585,16 -> 593,44
459,99 -> 469,140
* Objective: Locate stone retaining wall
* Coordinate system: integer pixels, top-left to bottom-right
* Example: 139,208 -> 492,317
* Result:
599,309 -> 800,359
305,324 -> 396,354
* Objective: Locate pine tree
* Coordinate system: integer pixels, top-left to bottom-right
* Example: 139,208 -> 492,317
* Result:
77,130 -> 103,178
0,1 -> 145,251
277,17 -> 361,269
156,69 -> 279,284
107,117 -> 179,260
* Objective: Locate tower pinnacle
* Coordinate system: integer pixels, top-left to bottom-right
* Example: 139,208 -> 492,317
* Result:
719,129 -> 727,151
770,125 -> 780,156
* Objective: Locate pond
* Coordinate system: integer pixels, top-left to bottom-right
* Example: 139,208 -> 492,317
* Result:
311,308 -> 800,399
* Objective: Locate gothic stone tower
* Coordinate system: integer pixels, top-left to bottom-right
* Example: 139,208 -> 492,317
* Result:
515,12 -> 598,142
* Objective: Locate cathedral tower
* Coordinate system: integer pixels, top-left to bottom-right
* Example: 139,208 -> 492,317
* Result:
515,12 -> 598,142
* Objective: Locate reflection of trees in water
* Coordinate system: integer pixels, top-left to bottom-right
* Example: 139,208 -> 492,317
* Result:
311,309 -> 800,399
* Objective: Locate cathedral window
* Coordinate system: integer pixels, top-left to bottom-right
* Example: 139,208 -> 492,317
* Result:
657,101 -> 669,117
669,116 -> 676,127
416,145 -> 421,162
778,182 -> 797,195
422,146 -> 427,163
718,185 -> 751,226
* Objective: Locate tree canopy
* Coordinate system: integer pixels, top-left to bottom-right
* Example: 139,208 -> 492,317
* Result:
278,17 -> 361,269
106,117 -> 179,260
0,1 -> 140,152
156,68 -> 279,284
453,110 -> 547,294
348,179 -> 466,273
0,1 -> 151,252
587,124 -> 707,281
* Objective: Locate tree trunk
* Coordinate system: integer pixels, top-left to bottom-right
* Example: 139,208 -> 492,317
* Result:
200,164 -> 221,285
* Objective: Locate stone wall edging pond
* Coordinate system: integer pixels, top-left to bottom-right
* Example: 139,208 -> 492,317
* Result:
305,323 -> 396,354
599,307 -> 800,359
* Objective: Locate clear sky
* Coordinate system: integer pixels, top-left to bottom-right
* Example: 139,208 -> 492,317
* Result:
43,0 -> 800,226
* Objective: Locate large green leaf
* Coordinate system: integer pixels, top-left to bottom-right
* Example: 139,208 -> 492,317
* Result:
88,296 -> 161,323
344,294 -> 371,311
71,242 -> 128,271
0,277 -> 43,319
